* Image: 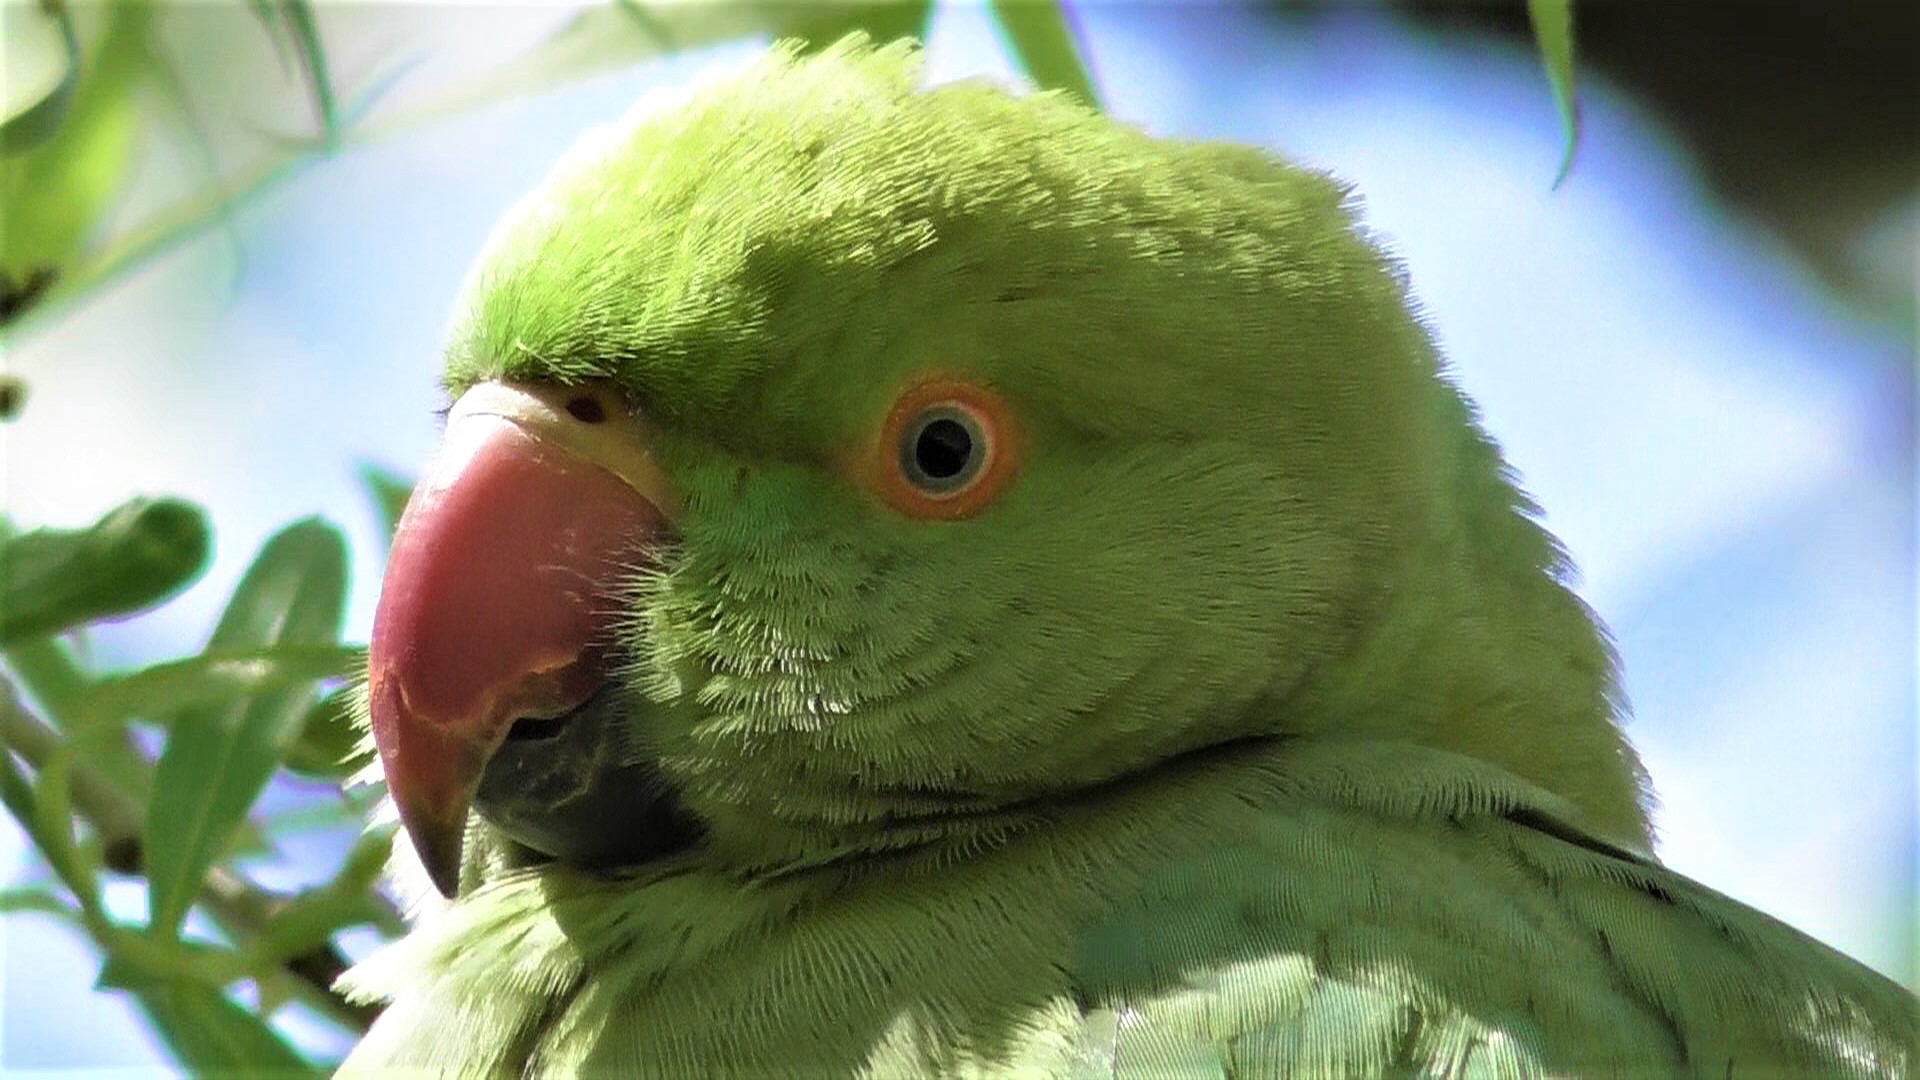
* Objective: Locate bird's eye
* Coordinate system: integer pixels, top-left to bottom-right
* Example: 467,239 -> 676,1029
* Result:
900,407 -> 984,493
870,379 -> 1019,520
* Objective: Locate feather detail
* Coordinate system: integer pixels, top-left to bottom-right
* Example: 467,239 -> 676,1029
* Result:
339,738 -> 1916,1076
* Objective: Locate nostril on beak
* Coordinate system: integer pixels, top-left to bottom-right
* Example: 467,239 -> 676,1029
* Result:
566,396 -> 607,424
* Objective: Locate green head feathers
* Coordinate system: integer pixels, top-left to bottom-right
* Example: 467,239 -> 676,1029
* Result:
442,36 -> 1650,875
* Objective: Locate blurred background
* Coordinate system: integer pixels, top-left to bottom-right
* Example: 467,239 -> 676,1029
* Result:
2,1 -> 1914,1071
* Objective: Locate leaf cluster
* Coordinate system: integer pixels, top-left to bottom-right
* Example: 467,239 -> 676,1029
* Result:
1,484 -> 406,1072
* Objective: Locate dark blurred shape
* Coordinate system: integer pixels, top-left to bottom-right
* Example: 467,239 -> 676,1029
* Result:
1,268 -> 59,327
1275,2 -> 1919,322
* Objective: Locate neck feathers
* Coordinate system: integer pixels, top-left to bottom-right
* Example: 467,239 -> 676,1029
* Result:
1294,377 -> 1655,852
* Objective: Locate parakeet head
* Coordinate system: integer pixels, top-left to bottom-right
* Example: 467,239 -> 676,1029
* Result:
369,38 -> 1651,898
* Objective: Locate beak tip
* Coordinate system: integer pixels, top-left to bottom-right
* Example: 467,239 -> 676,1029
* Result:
401,808 -> 468,899
426,862 -> 462,901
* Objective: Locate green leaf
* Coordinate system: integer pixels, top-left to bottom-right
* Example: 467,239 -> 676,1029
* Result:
137,984 -> 316,1076
145,519 -> 348,938
0,880 -> 83,922
2,636 -> 90,722
242,1 -> 337,144
248,826 -> 395,989
0,885 -> 79,919
28,749 -> 88,895
1526,0 -> 1579,187
254,889 -> 375,973
0,741 -> 98,917
0,0 -> 82,156
246,0 -> 288,57
256,787 -> 376,838
1,47 -> 410,341
109,955 -> 315,1077
1,3 -> 149,296
77,644 -> 365,734
2,635 -> 276,867
359,2 -> 933,141
357,462 -> 414,544
252,891 -> 376,974
335,823 -> 397,892
97,926 -> 253,991
0,496 -> 213,645
282,683 -> 370,779
140,20 -> 245,269
279,0 -> 339,146
986,0 -> 1099,108
355,4 -> 696,137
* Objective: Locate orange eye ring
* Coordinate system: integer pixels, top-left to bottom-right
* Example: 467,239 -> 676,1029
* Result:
868,378 -> 1021,520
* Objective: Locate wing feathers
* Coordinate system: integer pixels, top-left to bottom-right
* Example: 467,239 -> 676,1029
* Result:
1084,740 -> 1916,1077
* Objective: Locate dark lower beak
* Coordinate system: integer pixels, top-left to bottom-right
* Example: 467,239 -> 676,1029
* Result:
367,381 -> 677,896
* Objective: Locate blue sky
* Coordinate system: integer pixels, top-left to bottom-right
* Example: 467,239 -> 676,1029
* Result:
2,3 -> 1912,1070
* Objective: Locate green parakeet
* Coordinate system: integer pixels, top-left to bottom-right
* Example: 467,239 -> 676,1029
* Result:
338,39 -> 1918,1077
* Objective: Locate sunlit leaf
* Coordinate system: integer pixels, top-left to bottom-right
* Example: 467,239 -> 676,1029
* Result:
0,3 -> 149,312
145,519 -> 348,938
77,644 -> 365,734
0,497 -> 212,645
357,462 -> 414,544
0,0 -> 81,156
986,0 -> 1099,107
1526,0 -> 1579,187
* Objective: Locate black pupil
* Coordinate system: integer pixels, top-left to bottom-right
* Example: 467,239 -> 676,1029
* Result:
914,418 -> 974,480
567,396 -> 606,424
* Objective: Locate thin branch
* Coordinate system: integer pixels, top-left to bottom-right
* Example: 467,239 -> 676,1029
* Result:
0,676 -> 387,1031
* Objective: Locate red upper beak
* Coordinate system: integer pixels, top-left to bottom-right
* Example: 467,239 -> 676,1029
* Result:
368,381 -> 677,897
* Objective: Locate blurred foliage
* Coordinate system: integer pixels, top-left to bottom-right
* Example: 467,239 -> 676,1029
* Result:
1,499 -> 392,1069
0,0 -> 1578,1070
0,497 -> 208,644
1390,0 -> 1918,330
1524,0 -> 1576,188
2,2 -> 147,320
